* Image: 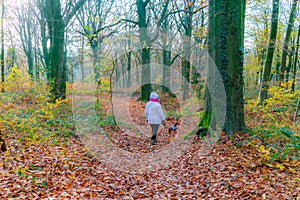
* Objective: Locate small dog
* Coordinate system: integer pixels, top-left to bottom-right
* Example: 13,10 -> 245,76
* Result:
168,122 -> 179,134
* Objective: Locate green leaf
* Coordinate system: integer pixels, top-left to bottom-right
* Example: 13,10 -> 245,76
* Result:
278,127 -> 293,138
41,181 -> 46,187
18,171 -> 23,177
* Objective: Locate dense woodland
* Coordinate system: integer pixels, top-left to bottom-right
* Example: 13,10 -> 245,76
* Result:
0,0 -> 299,198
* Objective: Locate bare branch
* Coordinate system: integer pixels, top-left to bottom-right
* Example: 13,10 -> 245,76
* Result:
157,0 -> 170,27
170,53 -> 182,66
95,20 -> 122,33
64,0 -> 87,25
122,18 -> 139,25
144,0 -> 151,6
193,5 -> 208,14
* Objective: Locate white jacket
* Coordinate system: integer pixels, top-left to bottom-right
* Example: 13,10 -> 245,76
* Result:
145,101 -> 165,124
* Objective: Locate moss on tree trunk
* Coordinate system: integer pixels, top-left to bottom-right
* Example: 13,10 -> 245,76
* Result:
203,0 -> 246,134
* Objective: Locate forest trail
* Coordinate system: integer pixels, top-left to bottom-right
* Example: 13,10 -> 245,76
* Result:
0,94 -> 299,199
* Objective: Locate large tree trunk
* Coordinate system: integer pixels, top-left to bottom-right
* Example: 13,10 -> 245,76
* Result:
205,0 -> 246,134
40,0 -> 86,99
140,47 -> 152,101
259,0 -> 279,103
46,0 -> 66,100
92,45 -> 100,82
137,0 -> 152,101
182,42 -> 191,100
161,23 -> 171,92
279,0 -> 298,82
162,48 -> 171,91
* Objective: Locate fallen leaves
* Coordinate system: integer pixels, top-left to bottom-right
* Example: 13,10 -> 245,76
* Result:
1,130 -> 299,199
0,92 -> 299,199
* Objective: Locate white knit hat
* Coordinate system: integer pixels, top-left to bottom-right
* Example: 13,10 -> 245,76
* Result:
150,92 -> 159,99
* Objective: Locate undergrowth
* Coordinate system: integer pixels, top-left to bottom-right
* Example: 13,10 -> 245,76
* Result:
0,67 -> 75,146
244,82 -> 300,166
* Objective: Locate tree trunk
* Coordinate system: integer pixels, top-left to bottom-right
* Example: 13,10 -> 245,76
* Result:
64,32 -> 68,83
158,1 -> 173,93
182,45 -> 191,100
162,24 -> 171,92
34,33 -> 40,80
7,29 -> 15,73
285,42 -> 294,83
291,24 -> 300,93
120,56 -> 127,87
259,0 -> 279,103
7,47 -> 15,73
77,0 -> 118,84
80,35 -> 85,82
114,59 -> 119,88
17,3 -> 34,79
275,50 -> 280,81
92,45 -> 100,83
1,0 -> 4,93
126,51 -> 131,88
140,47 -> 152,101
162,48 -> 171,91
40,0 -> 86,99
137,0 -> 152,101
279,0 -> 298,82
88,37 -> 102,83
26,13 -> 34,78
46,0 -> 66,100
181,1 -> 194,101
206,0 -> 246,134
198,86 -> 211,130
38,2 -> 51,80
40,17 -> 51,80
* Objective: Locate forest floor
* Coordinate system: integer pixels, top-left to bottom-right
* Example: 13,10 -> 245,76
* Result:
0,90 -> 299,199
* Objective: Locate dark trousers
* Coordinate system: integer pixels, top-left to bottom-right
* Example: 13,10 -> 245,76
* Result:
150,124 -> 160,141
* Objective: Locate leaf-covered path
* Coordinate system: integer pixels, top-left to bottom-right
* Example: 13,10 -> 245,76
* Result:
0,95 -> 299,199
1,133 -> 298,199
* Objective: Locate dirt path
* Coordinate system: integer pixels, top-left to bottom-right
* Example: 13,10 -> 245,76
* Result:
72,93 -> 199,172
0,93 -> 298,199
